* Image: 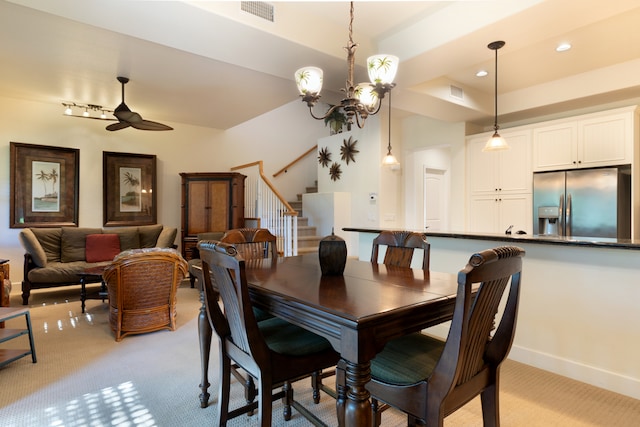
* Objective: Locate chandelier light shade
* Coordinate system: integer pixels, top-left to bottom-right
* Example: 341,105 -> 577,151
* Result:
295,1 -> 398,130
483,40 -> 510,152
295,66 -> 323,96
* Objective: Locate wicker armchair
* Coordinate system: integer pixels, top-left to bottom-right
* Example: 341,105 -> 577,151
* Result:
104,248 -> 188,342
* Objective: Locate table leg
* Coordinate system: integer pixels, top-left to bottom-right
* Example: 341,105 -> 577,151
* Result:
198,288 -> 212,408
341,359 -> 372,427
80,277 -> 87,314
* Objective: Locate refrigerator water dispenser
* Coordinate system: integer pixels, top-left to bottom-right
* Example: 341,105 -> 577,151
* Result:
538,206 -> 560,236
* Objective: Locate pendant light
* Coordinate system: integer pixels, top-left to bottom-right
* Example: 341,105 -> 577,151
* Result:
382,91 -> 399,166
483,40 -> 509,152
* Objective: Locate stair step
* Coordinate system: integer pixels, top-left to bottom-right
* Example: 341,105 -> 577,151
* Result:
298,235 -> 322,249
297,225 -> 317,237
297,246 -> 319,254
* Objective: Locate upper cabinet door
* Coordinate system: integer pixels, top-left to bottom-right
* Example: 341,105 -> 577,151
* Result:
533,122 -> 577,171
578,112 -> 632,168
498,129 -> 532,194
467,135 -> 499,195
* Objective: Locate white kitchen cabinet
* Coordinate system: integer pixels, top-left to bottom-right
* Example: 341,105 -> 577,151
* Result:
468,193 -> 532,235
533,107 -> 637,171
467,129 -> 532,195
466,129 -> 532,234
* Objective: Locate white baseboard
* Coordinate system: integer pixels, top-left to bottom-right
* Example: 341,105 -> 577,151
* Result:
509,345 -> 640,400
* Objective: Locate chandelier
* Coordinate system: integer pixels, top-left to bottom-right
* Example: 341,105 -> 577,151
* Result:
294,2 -> 398,131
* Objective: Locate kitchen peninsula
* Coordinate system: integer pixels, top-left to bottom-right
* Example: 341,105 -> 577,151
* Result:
343,227 -> 640,401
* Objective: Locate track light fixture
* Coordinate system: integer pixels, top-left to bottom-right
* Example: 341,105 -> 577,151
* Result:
295,1 -> 398,131
61,102 -> 116,121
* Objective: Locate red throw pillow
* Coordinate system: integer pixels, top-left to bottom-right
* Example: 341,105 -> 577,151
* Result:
85,234 -> 121,263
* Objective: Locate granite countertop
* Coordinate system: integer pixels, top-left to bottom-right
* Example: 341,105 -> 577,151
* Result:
342,227 -> 640,250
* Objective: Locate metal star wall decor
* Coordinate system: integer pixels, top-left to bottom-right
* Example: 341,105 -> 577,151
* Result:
340,136 -> 359,165
318,146 -> 332,168
329,162 -> 342,181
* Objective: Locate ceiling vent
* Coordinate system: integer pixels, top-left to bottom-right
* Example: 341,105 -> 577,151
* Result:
450,85 -> 464,100
241,1 -> 274,22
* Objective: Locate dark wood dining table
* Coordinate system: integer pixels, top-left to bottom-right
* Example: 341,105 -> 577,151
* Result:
197,253 -> 460,427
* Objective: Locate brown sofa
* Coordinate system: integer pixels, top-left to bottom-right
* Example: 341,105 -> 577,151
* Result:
18,224 -> 177,305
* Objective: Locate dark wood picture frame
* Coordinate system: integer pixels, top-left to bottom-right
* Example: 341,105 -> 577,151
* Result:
10,142 -> 80,228
103,151 -> 157,226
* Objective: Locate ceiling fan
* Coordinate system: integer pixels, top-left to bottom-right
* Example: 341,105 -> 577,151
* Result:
106,76 -> 173,131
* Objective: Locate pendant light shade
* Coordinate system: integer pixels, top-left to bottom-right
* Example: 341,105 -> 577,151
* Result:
483,40 -> 509,152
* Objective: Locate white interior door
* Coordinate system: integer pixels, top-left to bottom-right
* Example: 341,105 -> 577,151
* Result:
424,168 -> 449,231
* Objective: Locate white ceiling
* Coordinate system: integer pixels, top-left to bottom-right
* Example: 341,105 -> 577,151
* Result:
2,0 -> 640,131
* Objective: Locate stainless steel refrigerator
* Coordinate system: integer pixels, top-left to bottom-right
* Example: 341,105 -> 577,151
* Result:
532,166 -> 631,238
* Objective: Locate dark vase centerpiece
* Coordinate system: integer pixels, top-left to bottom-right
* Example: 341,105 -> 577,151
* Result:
318,229 -> 347,276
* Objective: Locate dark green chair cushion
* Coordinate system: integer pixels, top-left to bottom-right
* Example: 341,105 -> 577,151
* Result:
370,333 -> 446,386
259,316 -> 333,356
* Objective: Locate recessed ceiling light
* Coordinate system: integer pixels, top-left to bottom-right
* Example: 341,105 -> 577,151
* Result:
556,43 -> 572,52
476,70 -> 488,77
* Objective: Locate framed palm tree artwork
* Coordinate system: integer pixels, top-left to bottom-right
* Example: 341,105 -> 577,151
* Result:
103,151 -> 157,226
10,142 -> 79,228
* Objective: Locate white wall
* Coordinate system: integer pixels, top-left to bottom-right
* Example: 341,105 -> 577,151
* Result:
0,96 -> 326,284
316,117 -> 383,230
401,115 -> 466,231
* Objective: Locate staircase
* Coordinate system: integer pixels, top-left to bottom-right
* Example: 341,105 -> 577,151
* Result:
288,182 -> 323,254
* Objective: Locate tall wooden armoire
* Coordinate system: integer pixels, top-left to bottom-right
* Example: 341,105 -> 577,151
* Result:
179,172 -> 246,260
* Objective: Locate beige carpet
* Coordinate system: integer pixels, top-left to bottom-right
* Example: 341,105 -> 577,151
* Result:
1,283 -> 639,426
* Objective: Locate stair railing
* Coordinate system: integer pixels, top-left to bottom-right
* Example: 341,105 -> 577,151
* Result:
231,161 -> 298,257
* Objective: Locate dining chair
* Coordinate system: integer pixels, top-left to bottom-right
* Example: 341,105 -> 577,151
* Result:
370,230 -> 430,270
198,240 -> 340,427
220,227 -> 278,261
219,228 -> 278,411
366,245 -> 525,427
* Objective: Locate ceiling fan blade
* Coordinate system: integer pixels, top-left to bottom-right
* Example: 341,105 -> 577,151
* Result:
131,120 -> 173,131
106,121 -> 132,131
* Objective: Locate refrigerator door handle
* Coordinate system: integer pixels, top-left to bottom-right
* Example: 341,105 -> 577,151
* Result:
559,194 -> 565,236
566,193 -> 572,237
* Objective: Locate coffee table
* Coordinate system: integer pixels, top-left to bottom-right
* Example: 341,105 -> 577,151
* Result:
78,266 -> 108,313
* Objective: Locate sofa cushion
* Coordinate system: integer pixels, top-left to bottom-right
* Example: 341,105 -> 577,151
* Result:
19,229 -> 48,267
157,227 -> 178,248
105,227 -> 140,251
27,261 -> 111,284
32,228 -> 62,263
61,228 -> 102,262
86,234 -> 121,263
138,224 -> 163,248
